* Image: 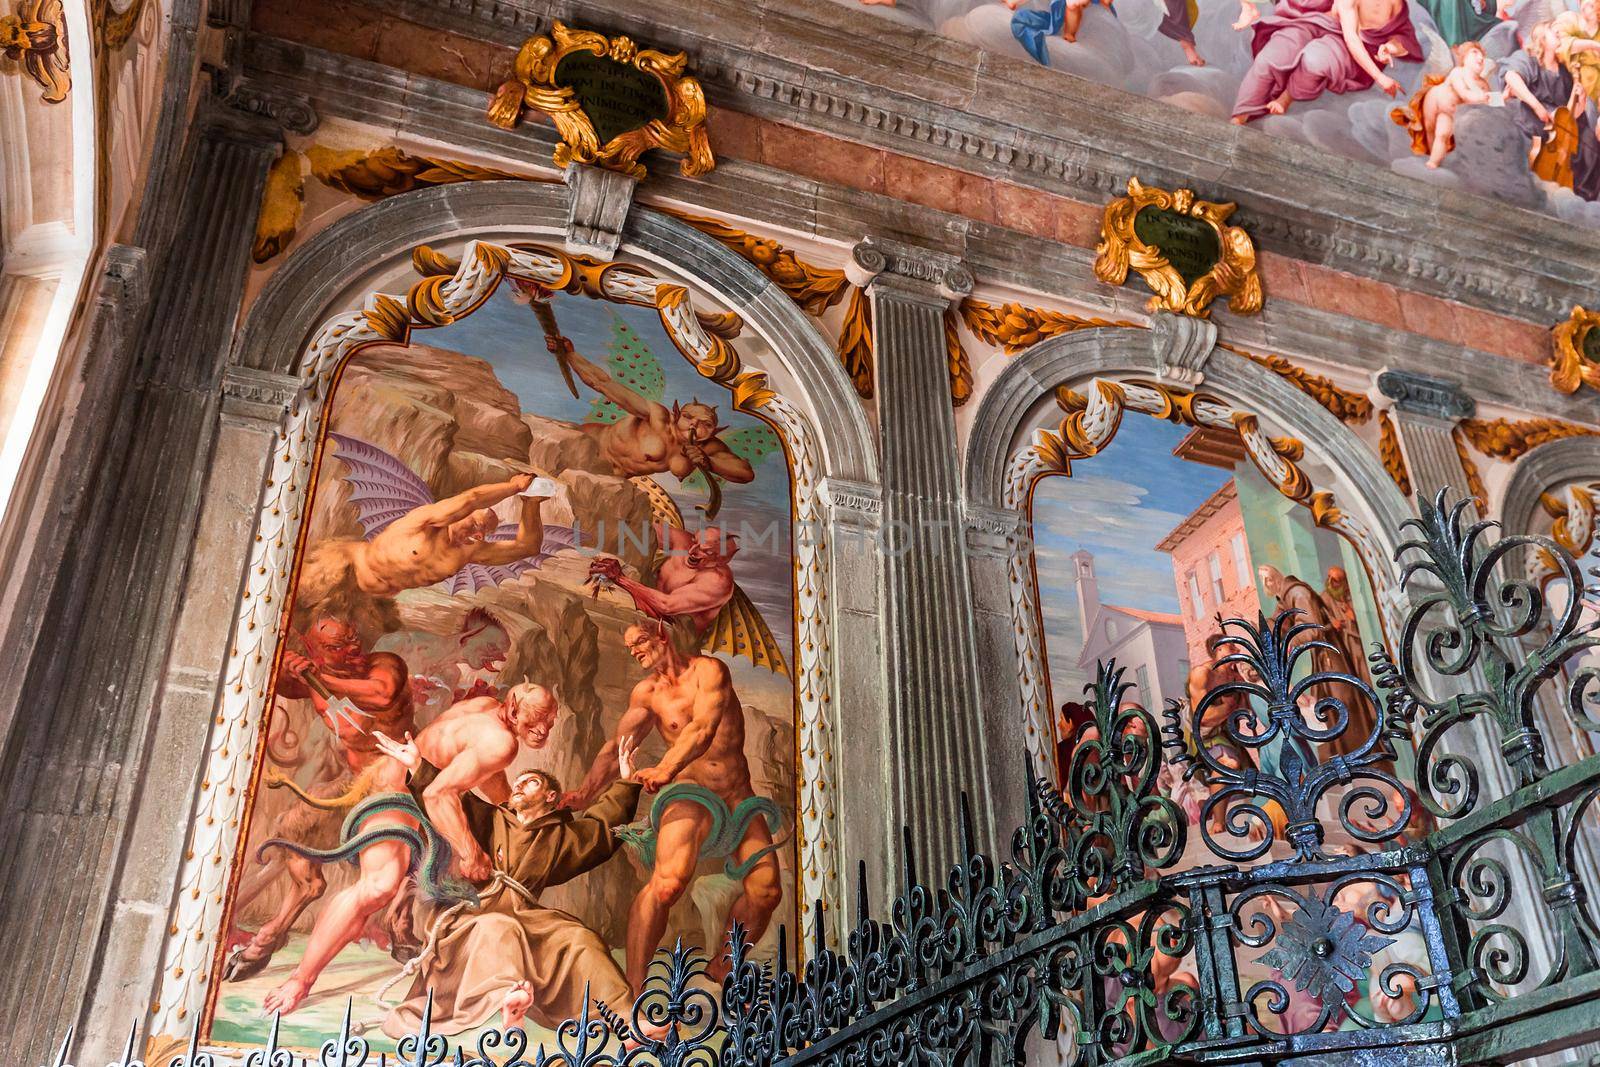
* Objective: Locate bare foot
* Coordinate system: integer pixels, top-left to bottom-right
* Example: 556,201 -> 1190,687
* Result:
1231,114 -> 1251,125
502,981 -> 534,1028
1181,41 -> 1206,65
1425,158 -> 1442,169
1233,2 -> 1259,28
859,0 -> 896,5
1266,90 -> 1292,115
1062,29 -> 1078,41
262,975 -> 310,1016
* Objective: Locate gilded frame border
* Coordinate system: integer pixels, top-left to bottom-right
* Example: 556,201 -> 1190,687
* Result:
1550,304 -> 1600,395
1094,178 -> 1263,319
489,21 -> 714,180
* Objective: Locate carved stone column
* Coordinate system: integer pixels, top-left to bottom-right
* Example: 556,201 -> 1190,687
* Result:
0,106 -> 283,1064
1377,370 -> 1477,510
851,237 -> 993,881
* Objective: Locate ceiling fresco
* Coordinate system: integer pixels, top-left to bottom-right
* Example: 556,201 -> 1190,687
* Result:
849,0 -> 1600,226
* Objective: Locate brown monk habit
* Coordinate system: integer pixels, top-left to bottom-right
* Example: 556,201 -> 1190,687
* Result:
1272,575 -> 1373,759
381,763 -> 642,1038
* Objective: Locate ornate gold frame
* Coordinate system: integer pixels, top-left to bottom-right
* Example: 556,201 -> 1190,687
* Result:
1550,304 -> 1600,395
488,21 -> 714,180
1094,178 -> 1262,319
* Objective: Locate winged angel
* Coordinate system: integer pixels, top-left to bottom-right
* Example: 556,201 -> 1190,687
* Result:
297,432 -> 575,606
1,0 -> 68,102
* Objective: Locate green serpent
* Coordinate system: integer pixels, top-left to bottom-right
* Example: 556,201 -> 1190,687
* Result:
258,791 -> 478,906
616,783 -> 786,879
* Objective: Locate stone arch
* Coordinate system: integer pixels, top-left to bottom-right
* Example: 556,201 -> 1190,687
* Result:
149,178 -> 879,1039
962,324 -> 1414,770
1501,434 -> 1600,563
235,180 -> 875,485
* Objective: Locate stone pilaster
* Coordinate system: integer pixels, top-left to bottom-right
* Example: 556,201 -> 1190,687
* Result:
852,236 -> 993,882
0,106 -> 283,1064
1377,369 -> 1477,508
1376,367 -> 1568,991
965,503 -> 1032,836
815,477 -> 890,924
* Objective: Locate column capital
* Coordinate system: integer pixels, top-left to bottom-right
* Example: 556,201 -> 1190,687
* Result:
964,503 -> 1027,557
848,236 -> 973,304
818,477 -> 882,529
201,70 -> 319,142
1377,368 -> 1477,421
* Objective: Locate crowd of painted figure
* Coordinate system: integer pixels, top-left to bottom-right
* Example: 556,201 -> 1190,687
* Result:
865,0 -> 1600,201
221,315 -> 786,1040
1051,563 -> 1430,1033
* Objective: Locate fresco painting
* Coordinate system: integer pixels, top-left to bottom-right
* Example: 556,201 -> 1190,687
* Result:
209,282 -> 797,1051
851,0 -> 1600,225
1027,413 -> 1432,1032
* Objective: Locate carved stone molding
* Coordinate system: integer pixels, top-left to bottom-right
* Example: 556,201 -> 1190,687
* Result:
208,67 -> 319,136
220,365 -> 298,424
850,236 -> 974,304
1377,369 -> 1477,422
964,503 -> 1026,558
350,0 -> 1599,327
818,477 -> 883,528
1149,311 -> 1217,386
563,162 -> 639,259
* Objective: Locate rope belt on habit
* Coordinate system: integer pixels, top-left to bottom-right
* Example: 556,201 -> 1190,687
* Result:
376,870 -> 532,1004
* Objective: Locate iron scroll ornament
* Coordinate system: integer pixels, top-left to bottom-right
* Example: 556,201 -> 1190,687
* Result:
53,491 -> 1600,1066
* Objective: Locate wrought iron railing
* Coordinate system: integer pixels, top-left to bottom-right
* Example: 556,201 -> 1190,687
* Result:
47,492 -> 1600,1066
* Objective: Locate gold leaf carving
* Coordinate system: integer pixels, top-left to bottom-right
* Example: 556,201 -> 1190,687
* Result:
307,145 -> 533,201
1550,305 -> 1600,395
252,150 -> 304,265
1093,178 -> 1261,319
945,307 -> 972,407
1377,410 -> 1412,496
494,21 -> 713,180
1451,426 -> 1489,510
959,298 -> 1133,355
1457,416 -> 1600,462
1220,343 -> 1373,425
836,285 -> 874,400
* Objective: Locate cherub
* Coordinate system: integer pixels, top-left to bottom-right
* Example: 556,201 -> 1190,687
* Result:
1392,41 -> 1494,167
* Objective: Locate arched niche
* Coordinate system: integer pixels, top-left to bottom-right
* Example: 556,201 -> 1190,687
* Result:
0,0 -> 96,530
963,325 -> 1413,772
148,180 -> 879,1043
1501,435 -> 1600,569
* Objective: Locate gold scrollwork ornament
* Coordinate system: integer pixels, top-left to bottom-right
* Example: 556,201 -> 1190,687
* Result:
489,21 -> 714,181
1550,304 -> 1600,395
1094,178 -> 1263,318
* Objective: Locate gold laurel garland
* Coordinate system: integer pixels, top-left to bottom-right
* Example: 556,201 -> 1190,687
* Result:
958,298 -> 1135,355
1217,342 -> 1373,425
1450,426 -> 1490,511
247,145 -> 554,264
1457,416 -> 1600,462
252,150 -> 305,265
1377,410 -> 1412,496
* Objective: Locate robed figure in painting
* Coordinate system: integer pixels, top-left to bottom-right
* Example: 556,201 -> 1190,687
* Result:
1231,0 -> 1421,122
375,731 -> 646,1037
1258,565 -> 1373,758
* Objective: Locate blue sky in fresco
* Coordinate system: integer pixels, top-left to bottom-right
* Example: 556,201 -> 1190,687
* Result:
1032,417 -> 1229,695
429,288 -> 795,649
